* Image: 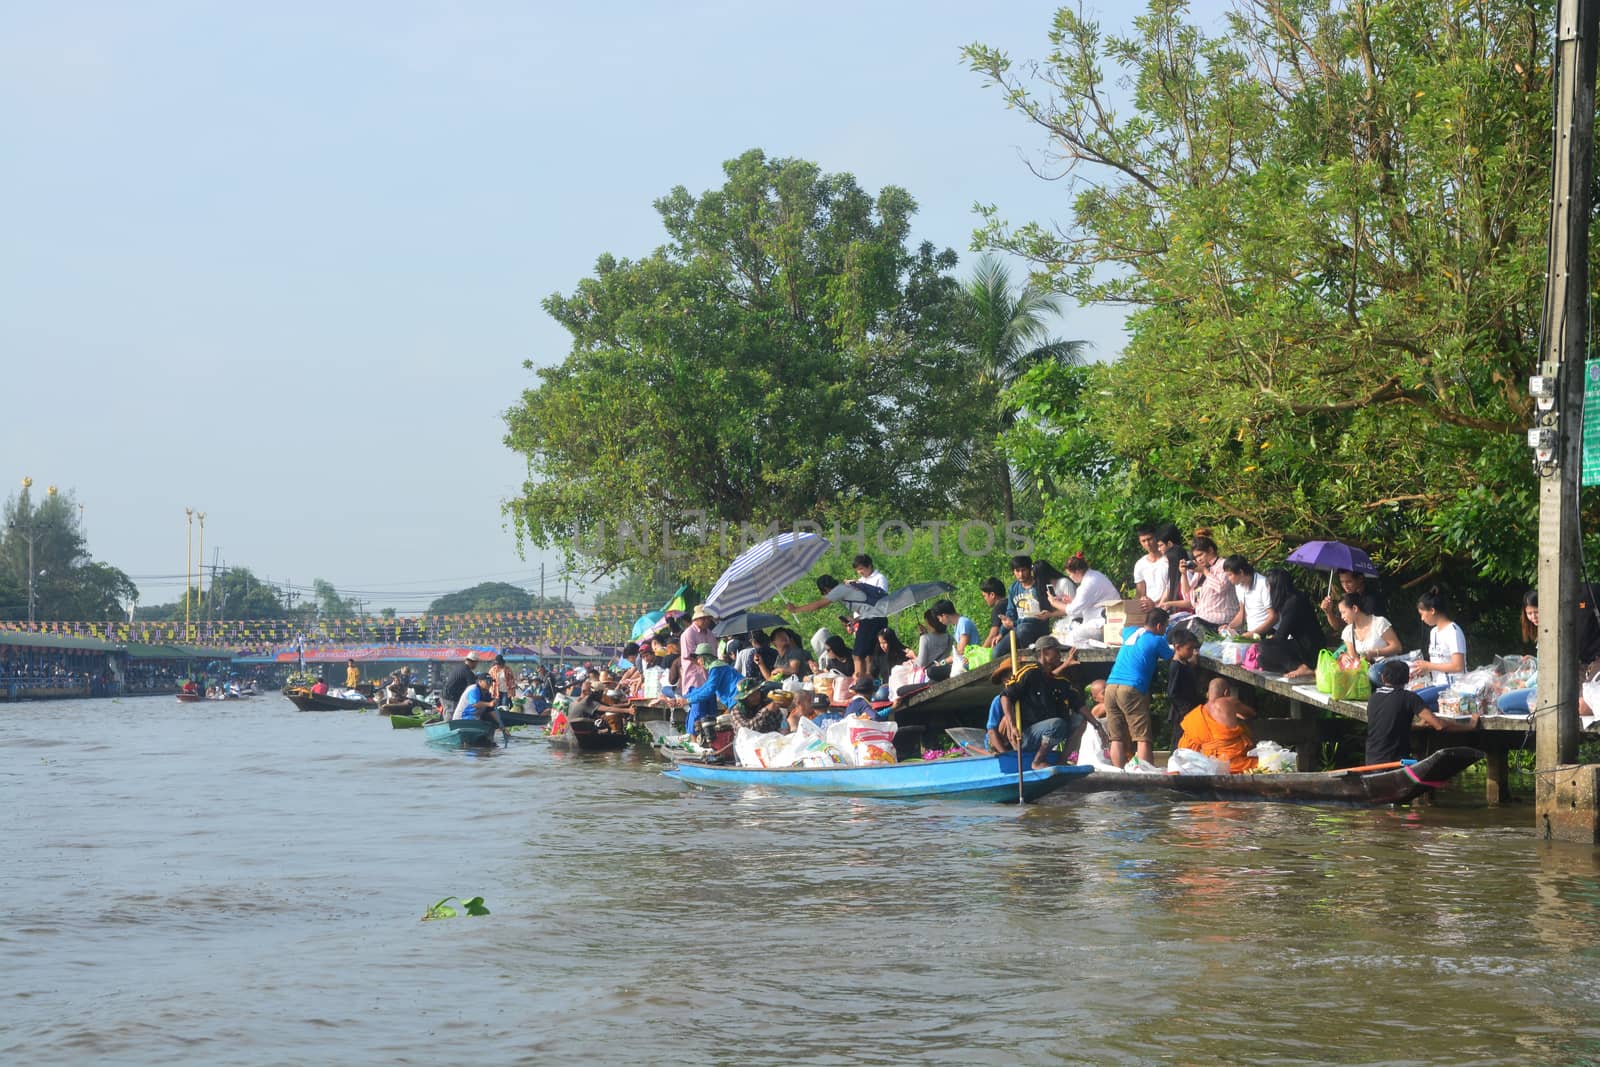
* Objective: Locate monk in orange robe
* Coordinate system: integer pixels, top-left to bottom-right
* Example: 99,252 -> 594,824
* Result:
1177,678 -> 1258,773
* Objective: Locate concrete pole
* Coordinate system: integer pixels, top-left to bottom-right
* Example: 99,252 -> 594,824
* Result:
1534,0 -> 1600,841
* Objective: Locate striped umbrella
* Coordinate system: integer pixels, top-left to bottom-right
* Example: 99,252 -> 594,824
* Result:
702,531 -> 832,618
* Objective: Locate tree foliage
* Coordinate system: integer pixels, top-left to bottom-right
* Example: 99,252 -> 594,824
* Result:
504,149 -> 971,583
0,485 -> 138,620
966,0 -> 1562,605
957,255 -> 1088,522
426,581 -> 569,614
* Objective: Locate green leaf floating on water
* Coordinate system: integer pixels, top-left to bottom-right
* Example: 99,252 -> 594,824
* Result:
422,895 -> 490,921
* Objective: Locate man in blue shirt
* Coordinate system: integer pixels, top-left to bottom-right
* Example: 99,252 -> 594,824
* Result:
1102,607 -> 1174,767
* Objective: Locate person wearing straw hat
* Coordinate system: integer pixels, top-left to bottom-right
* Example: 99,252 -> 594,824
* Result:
993,636 -> 1084,769
679,605 -> 717,685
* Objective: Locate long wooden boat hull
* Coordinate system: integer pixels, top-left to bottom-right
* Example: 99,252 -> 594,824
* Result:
175,693 -> 202,703
1051,746 -> 1484,804
378,699 -> 418,716
390,714 -> 423,729
284,690 -> 371,712
663,753 -> 1092,803
423,719 -> 497,748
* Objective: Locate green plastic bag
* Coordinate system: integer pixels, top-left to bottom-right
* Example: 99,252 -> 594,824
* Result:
1314,648 -> 1338,694
963,645 -> 995,671
1329,661 -> 1372,701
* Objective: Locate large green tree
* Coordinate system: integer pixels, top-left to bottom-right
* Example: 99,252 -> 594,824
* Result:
966,0 -> 1560,606
1,484 -> 138,620
426,582 -> 570,614
505,149 -> 970,582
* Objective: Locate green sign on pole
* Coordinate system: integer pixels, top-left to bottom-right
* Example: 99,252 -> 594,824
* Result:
1584,360 -> 1600,487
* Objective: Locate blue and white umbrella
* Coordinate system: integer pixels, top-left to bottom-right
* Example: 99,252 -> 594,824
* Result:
702,531 -> 831,618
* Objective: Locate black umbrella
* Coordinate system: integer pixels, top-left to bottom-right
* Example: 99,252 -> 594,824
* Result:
711,611 -> 788,638
880,581 -> 957,616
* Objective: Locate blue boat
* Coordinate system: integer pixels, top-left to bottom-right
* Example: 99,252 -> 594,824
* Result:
423,719 -> 498,748
662,753 -> 1092,803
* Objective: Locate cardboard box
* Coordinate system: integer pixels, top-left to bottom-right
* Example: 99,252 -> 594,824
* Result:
1102,599 -> 1147,645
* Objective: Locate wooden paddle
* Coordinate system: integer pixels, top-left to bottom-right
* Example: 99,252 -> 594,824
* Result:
1011,629 -> 1024,805
1326,760 -> 1403,775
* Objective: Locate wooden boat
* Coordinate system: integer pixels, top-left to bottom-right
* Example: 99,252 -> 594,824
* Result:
662,752 -> 1092,803
498,708 -> 550,727
423,719 -> 498,748
389,714 -> 423,729
562,717 -> 629,751
378,698 -> 419,716
175,692 -> 202,703
283,687 -> 371,712
1048,746 -> 1485,805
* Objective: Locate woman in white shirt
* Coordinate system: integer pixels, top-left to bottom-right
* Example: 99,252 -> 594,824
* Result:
1336,593 -> 1406,684
1051,554 -> 1121,644
1410,588 -> 1467,711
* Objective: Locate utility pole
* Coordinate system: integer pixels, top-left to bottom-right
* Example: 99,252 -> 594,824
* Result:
540,561 -> 546,606
1533,0 -> 1600,842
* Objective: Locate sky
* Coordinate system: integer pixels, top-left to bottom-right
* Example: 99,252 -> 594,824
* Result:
0,0 -> 1232,614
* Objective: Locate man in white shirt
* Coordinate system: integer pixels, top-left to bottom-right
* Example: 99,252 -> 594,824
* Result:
853,554 -> 889,592
1131,525 -> 1168,608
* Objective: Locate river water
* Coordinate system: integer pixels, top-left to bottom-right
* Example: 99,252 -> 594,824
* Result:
3,695 -> 1599,1066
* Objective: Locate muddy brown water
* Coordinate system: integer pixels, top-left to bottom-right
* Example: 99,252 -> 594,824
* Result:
4,695 -> 1599,1065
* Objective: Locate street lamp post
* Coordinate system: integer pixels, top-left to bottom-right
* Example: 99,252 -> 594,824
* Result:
185,508 -> 194,642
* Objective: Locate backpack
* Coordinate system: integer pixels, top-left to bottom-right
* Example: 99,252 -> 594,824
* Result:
846,581 -> 888,605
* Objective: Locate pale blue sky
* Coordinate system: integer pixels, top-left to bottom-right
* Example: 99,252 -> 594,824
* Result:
0,0 -> 1230,612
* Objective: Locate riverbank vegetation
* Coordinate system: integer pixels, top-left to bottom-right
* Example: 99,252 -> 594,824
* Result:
507,0 -> 1585,649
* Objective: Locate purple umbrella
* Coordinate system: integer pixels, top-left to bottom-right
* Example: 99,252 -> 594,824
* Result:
1285,540 -> 1379,598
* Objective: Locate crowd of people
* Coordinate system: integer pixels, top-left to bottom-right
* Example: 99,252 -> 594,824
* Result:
549,532 -> 1562,772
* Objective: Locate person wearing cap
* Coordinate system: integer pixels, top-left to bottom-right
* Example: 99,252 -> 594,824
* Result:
679,605 -> 717,686
1101,607 -> 1175,767
670,641 -> 742,735
728,677 -> 785,735
451,671 -> 508,741
442,653 -> 480,716
993,636 -> 1085,770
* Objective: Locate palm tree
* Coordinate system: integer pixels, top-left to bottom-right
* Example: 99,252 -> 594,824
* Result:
963,256 -> 1088,522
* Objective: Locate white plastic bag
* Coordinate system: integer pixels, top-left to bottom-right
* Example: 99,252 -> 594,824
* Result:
949,650 -> 967,677
1167,748 -> 1230,776
1122,756 -> 1163,774
1247,740 -> 1297,774
1076,724 -> 1121,771
887,662 -> 920,699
